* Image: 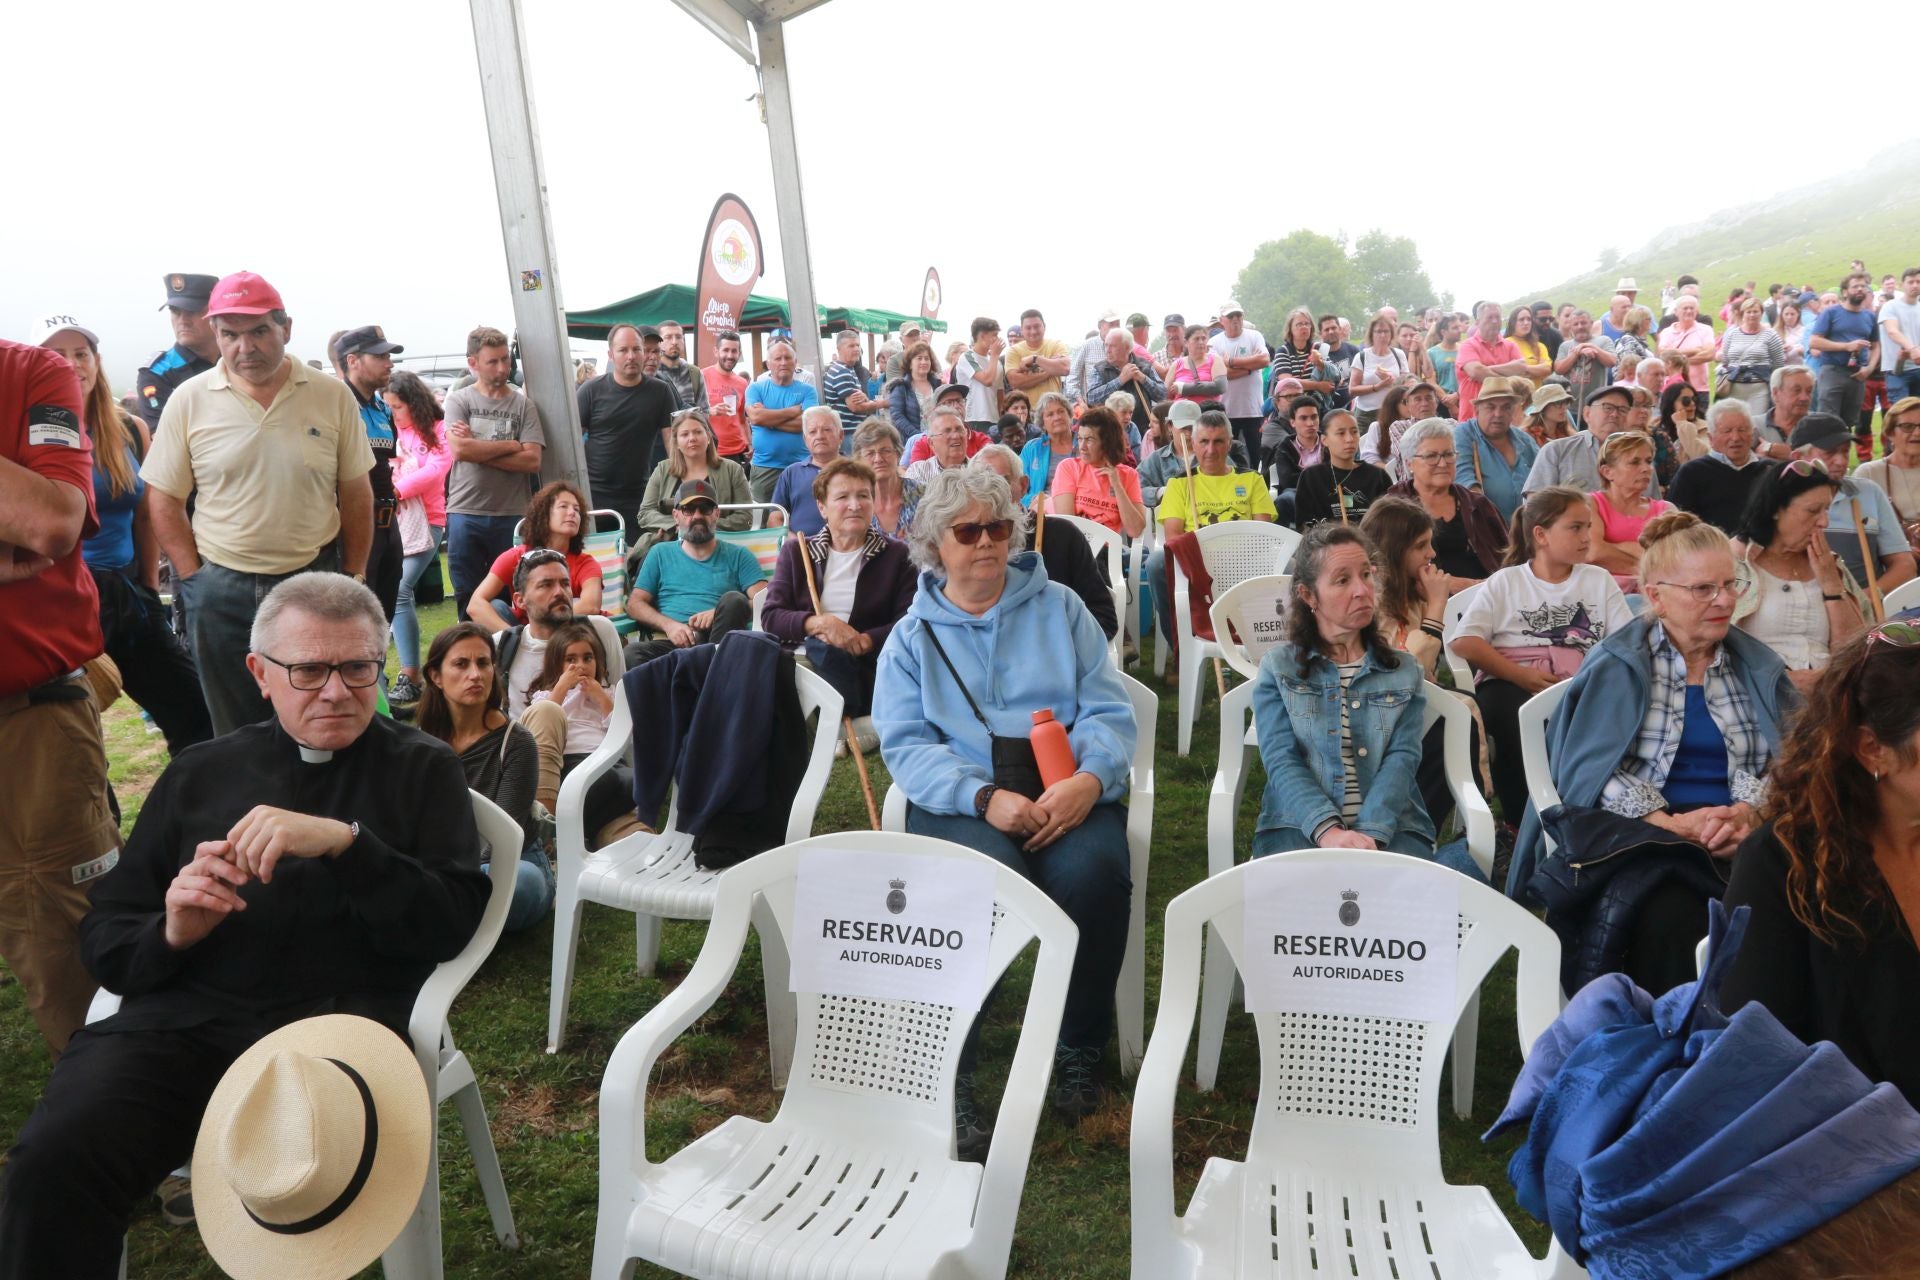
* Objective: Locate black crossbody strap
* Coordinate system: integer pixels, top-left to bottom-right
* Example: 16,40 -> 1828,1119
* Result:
922,624 -> 993,733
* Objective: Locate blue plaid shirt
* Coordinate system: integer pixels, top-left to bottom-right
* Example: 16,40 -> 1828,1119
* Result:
1601,621 -> 1770,817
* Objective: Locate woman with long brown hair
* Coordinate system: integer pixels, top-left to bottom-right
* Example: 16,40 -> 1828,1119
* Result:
415,623 -> 552,932
467,479 -> 606,631
1722,622 -> 1920,1107
31,315 -> 210,751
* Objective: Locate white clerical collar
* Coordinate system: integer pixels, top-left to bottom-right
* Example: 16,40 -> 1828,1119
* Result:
297,744 -> 334,764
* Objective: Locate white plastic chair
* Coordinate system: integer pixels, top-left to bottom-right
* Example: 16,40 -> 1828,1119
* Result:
383,792 -> 525,1279
547,664 -> 843,1060
1126,501 -> 1157,659
1171,521 -> 1303,755
589,832 -> 1078,1280
1886,576 -> 1920,615
1195,680 -> 1496,1122
1442,580 -> 1483,689
1518,679 -> 1574,857
1133,850 -> 1583,1280
879,671 -> 1158,1077
92,791 -> 523,1280
1049,512 -> 1128,668
1208,573 -> 1294,681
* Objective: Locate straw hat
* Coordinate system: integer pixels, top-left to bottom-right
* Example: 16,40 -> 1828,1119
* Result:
194,1015 -> 430,1280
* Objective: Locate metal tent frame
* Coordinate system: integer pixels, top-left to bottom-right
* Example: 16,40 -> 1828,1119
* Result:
467,0 -> 833,500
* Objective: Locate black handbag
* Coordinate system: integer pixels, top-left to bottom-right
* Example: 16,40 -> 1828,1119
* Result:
923,625 -> 1045,800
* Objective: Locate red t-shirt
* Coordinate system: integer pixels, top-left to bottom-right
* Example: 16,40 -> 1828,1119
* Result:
701,365 -> 751,457
0,341 -> 101,695
488,545 -> 604,621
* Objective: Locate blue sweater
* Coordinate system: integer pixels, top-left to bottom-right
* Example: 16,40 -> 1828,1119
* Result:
874,554 -> 1135,816
1508,613 -> 1796,899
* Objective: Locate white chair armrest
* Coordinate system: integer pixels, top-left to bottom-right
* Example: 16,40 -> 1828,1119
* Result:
557,695 -> 635,877
408,792 -> 522,1072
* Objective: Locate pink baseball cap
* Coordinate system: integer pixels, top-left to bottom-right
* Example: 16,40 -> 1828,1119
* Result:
203,271 -> 286,319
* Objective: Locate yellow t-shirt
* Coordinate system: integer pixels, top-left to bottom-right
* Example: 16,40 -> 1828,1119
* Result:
143,358 -> 374,574
1156,469 -> 1277,530
1513,337 -> 1550,384
1004,338 -> 1069,404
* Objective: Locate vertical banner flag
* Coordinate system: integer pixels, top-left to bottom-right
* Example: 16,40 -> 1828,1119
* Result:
692,193 -> 764,366
921,267 -> 942,321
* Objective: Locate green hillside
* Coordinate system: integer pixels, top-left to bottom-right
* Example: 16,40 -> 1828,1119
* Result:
1524,140 -> 1920,317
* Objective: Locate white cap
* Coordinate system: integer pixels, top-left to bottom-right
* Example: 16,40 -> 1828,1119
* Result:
27,313 -> 99,348
1220,300 -> 1245,316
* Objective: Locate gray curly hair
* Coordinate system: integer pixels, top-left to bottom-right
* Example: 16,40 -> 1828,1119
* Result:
906,467 -> 1027,571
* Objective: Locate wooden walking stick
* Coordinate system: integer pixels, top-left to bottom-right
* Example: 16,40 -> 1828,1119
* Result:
796,533 -> 881,830
1033,490 -> 1047,552
1850,495 -> 1886,622
1178,450 -> 1228,697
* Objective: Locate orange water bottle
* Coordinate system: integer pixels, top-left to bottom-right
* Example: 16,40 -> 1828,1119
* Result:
1031,709 -> 1077,789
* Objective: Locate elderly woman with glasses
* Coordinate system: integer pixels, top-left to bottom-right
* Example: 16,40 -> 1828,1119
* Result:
849,416 -> 923,538
1385,418 -> 1506,590
1856,398 -> 1920,548
1731,458 -> 1868,693
1509,512 -> 1798,993
873,467 -> 1137,1147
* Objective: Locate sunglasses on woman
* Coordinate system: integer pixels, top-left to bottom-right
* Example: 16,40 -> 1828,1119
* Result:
1868,620 -> 1920,650
950,519 -> 1014,546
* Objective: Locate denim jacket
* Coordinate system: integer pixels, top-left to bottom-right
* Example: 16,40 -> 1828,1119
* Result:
1253,642 -> 1433,848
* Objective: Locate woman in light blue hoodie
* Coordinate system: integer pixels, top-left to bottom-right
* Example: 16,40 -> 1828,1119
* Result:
1252,522 -> 1435,858
874,466 -> 1136,1152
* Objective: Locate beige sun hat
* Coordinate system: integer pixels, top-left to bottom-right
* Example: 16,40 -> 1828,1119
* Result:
194,1014 -> 430,1280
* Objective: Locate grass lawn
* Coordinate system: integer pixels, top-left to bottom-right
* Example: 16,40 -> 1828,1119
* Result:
0,560 -> 1551,1277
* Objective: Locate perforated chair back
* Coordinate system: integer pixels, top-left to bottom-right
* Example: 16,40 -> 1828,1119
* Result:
1187,851 -> 1555,1174
592,833 -> 1078,1279
1195,519 -> 1302,588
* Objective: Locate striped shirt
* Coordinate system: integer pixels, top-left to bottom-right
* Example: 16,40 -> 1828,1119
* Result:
823,360 -> 869,433
1337,660 -> 1365,823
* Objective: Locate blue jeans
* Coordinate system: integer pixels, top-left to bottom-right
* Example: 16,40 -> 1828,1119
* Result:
488,840 -> 556,933
1884,368 -> 1920,407
178,551 -> 338,738
446,514 -> 520,623
905,801 -> 1131,1052
1146,547 -> 1175,645
392,524 -> 444,672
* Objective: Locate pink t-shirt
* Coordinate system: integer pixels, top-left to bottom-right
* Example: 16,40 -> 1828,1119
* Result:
1168,354 -> 1223,401
1457,333 -> 1522,415
1052,458 -> 1143,533
1590,490 -> 1671,545
1658,322 -> 1716,393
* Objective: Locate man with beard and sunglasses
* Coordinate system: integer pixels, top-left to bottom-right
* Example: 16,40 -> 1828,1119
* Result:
622,479 -> 766,666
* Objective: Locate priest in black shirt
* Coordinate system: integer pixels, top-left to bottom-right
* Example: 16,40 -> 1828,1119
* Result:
0,573 -> 489,1279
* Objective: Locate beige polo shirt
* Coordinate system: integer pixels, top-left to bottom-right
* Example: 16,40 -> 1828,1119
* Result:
142,357 -> 373,575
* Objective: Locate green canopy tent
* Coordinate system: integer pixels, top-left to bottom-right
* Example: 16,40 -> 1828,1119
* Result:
568,284 -> 943,372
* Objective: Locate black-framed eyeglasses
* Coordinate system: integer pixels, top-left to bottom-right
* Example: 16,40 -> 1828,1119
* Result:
257,654 -> 384,691
951,519 -> 1014,546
